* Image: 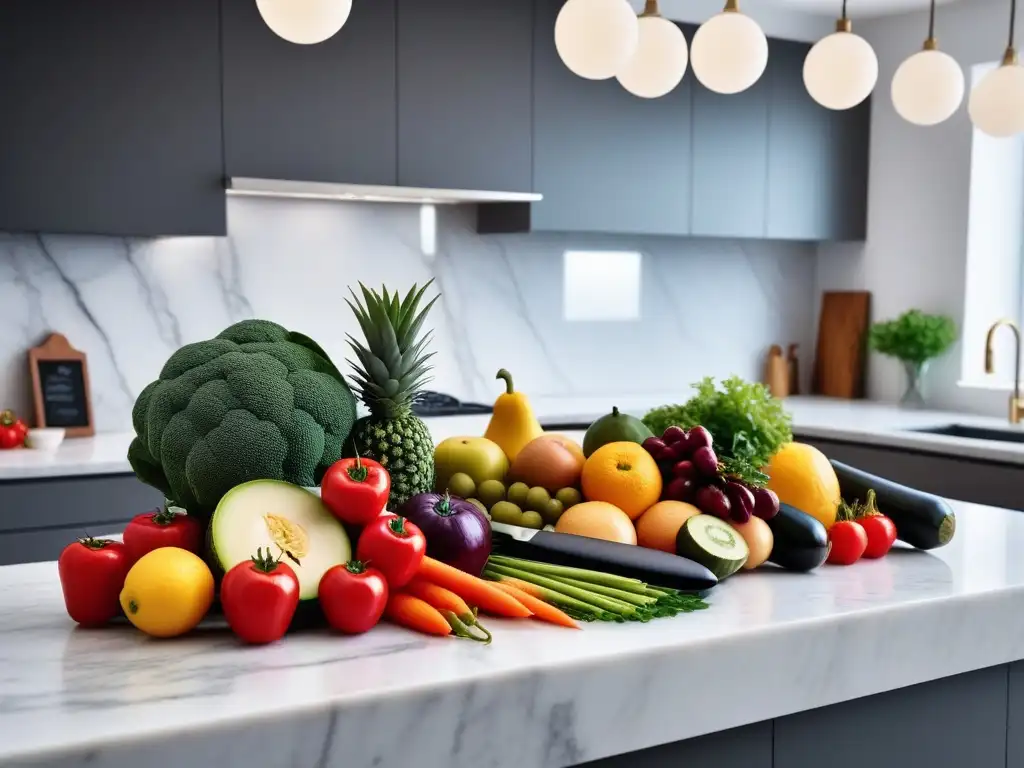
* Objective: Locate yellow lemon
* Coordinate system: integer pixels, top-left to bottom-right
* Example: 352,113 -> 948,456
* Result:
120,547 -> 214,638
765,442 -> 841,529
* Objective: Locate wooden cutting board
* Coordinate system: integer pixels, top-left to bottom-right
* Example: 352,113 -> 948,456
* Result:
812,291 -> 871,399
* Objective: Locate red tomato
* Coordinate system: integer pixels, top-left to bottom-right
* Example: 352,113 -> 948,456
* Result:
220,548 -> 300,645
321,456 -> 391,526
123,507 -> 204,564
319,561 -> 389,634
355,514 -> 426,589
0,410 -> 27,449
827,521 -> 868,565
859,514 -> 898,559
57,538 -> 130,626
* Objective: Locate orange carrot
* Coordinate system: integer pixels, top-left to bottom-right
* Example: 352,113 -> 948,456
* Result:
384,593 -> 451,637
417,557 -> 532,618
490,581 -> 579,629
404,578 -> 493,643
405,577 -> 473,616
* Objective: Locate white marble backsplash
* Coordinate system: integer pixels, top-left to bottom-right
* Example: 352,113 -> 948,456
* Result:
0,197 -> 815,432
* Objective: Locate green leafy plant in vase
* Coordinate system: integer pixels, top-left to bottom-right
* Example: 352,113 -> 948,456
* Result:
868,310 -> 957,408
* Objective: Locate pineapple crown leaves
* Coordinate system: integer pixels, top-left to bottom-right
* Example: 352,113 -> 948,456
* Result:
345,281 -> 439,414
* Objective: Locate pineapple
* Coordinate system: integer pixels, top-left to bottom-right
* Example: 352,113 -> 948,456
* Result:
343,281 -> 439,509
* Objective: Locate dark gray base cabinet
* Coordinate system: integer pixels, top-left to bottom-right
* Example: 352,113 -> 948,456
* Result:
0,475 -> 163,565
582,665 -> 1012,768
0,0 -> 225,236
796,435 -> 1024,511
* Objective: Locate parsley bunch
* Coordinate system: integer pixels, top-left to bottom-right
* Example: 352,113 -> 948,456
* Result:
868,310 -> 957,365
643,376 -> 792,469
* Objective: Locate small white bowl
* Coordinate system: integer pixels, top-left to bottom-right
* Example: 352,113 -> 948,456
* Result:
26,428 -> 66,451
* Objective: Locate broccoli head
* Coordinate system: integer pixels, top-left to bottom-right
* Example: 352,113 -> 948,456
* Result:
128,320 -> 357,517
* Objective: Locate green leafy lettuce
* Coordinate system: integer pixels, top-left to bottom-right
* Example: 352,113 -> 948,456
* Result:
643,376 -> 792,469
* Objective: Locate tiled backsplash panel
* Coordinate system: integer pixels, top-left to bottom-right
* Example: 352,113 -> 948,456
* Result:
0,197 -> 815,431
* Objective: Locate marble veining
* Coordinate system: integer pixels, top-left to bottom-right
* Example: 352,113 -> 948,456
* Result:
3,501 -> 1024,767
0,197 -> 815,432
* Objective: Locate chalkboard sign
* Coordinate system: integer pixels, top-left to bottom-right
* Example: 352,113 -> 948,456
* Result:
28,333 -> 94,437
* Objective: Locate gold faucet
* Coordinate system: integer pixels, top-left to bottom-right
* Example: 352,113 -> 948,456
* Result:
984,319 -> 1024,424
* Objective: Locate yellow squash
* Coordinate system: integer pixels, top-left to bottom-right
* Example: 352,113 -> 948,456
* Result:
484,369 -> 543,461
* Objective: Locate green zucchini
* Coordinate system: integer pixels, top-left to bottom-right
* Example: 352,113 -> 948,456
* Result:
676,515 -> 749,580
830,460 -> 956,550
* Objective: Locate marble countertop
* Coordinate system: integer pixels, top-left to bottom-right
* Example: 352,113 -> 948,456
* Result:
4,395 -> 1024,482
3,500 -> 1024,768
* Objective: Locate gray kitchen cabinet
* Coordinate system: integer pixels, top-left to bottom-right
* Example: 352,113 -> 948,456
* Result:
1009,662 -> 1024,767
765,39 -> 870,241
690,65 -> 770,238
0,475 -> 162,565
222,0 -> 398,186
766,39 -> 832,240
774,666 -> 1008,768
478,0 -> 694,235
828,96 -> 872,241
580,722 -> 772,768
0,0 -> 225,236
397,0 -> 533,193
796,435 -> 1024,511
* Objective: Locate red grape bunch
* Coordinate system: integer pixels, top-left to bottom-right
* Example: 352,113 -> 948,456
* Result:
642,426 -> 780,525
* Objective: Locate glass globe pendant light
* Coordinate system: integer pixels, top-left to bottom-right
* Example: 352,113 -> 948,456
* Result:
616,0 -> 689,98
256,0 -> 353,45
891,0 -> 964,126
804,0 -> 878,110
555,0 -> 640,81
690,0 -> 768,95
969,0 -> 1024,137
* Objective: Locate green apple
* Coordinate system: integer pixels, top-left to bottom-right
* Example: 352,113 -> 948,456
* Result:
434,436 -> 509,492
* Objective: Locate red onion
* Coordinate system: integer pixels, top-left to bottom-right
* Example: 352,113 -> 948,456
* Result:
398,492 -> 491,577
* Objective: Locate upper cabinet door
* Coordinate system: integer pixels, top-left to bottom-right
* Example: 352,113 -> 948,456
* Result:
0,0 -> 224,236
690,71 -> 770,238
397,0 -> 533,192
222,0 -> 398,186
766,39 -> 832,241
530,0 -> 693,235
827,96 -> 871,241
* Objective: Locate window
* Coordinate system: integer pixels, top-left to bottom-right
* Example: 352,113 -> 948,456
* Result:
960,61 -> 1024,389
562,250 -> 642,322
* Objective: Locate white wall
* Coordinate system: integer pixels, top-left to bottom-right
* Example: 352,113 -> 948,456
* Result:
815,0 -> 1019,415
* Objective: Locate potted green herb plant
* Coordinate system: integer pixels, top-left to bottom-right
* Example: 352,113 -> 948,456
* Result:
868,309 -> 958,408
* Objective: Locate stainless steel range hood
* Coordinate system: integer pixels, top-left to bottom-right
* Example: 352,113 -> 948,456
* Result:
226,177 -> 542,205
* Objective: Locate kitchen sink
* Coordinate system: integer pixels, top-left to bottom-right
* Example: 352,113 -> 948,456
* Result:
909,424 -> 1024,443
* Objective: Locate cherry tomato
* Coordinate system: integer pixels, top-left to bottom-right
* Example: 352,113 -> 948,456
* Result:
321,456 -> 391,526
123,506 -> 204,564
827,520 -> 868,565
57,538 -> 130,626
319,560 -> 389,635
859,514 -> 898,559
355,514 -> 426,589
220,548 -> 300,645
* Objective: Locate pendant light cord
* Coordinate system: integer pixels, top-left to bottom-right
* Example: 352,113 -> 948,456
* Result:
1011,0 -> 1018,49
841,0 -> 848,20
928,0 -> 936,40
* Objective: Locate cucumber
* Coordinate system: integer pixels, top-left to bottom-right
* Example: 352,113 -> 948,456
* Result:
831,460 -> 956,550
675,515 -> 749,580
767,503 -> 830,572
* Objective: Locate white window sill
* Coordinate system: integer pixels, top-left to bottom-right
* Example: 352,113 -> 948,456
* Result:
958,379 -> 1019,392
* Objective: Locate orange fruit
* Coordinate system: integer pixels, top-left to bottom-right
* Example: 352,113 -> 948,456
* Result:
765,442 -> 841,529
635,501 -> 702,553
555,501 -> 637,545
580,441 -> 662,520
